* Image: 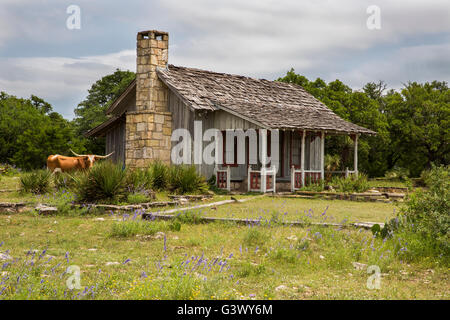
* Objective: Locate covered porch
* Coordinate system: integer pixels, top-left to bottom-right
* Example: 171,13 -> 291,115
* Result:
214,129 -> 360,193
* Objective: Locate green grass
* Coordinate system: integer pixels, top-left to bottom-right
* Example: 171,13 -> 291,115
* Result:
367,179 -> 408,188
0,212 -> 448,300
0,175 -> 21,190
0,174 -> 227,209
0,174 -> 447,300
177,196 -> 397,224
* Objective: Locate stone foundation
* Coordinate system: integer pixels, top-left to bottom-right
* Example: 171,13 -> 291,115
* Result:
229,180 -> 292,193
125,111 -> 172,168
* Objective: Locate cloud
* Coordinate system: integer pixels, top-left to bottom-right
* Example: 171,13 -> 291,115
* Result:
335,43 -> 450,89
0,0 -> 448,118
0,50 -> 135,118
163,0 -> 450,78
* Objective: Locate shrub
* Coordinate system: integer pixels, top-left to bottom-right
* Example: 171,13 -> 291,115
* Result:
385,166 -> 410,181
0,163 -> 21,176
400,165 -> 449,258
299,179 -> 325,192
148,160 -> 169,191
74,161 -> 127,203
20,170 -> 52,194
415,168 -> 433,187
331,173 -> 370,193
168,165 -> 209,194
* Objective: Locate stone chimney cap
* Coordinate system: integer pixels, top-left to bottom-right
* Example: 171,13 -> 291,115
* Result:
137,30 -> 168,40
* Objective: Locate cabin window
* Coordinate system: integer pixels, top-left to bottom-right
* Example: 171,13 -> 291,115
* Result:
222,131 -> 238,167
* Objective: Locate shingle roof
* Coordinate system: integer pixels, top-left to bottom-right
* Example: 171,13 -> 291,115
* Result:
157,65 -> 376,135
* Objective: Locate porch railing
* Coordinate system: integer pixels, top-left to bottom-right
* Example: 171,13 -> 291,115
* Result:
324,168 -> 357,181
214,165 -> 231,191
290,166 -> 323,191
248,165 -> 276,193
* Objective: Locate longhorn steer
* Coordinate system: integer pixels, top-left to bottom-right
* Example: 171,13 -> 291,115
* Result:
46,150 -> 113,173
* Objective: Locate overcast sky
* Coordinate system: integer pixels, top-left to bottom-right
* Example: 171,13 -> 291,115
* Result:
0,0 -> 449,118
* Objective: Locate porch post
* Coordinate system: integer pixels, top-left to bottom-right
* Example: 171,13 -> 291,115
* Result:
261,166 -> 266,193
291,165 -> 295,191
301,130 -> 306,186
247,165 -> 251,192
354,134 -> 359,177
226,165 -> 231,192
321,131 -> 325,180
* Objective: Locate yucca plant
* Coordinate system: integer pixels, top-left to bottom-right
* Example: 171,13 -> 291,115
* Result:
53,171 -> 81,191
148,160 -> 169,191
324,154 -> 341,181
20,170 -> 52,194
74,161 -> 127,203
352,173 -> 370,193
168,165 -> 208,194
331,173 -> 369,193
126,168 -> 153,193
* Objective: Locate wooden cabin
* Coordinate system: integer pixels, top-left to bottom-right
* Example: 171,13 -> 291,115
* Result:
87,30 -> 375,192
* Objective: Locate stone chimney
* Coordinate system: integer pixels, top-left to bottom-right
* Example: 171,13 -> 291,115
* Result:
136,30 -> 169,112
125,30 -> 172,168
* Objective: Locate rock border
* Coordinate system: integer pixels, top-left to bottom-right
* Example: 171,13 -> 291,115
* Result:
273,191 -> 405,202
0,202 -> 27,213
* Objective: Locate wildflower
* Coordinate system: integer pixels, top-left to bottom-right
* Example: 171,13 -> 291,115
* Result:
123,259 -> 131,264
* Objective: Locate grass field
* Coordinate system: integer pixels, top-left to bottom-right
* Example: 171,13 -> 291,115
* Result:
164,196 -> 397,224
0,212 -> 448,300
0,174 -> 448,300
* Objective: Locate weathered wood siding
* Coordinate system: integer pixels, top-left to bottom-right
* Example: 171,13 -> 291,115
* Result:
167,91 -> 322,181
106,117 -> 126,164
168,91 -> 195,135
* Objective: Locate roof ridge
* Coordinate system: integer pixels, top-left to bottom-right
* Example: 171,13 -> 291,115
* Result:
166,64 -> 305,90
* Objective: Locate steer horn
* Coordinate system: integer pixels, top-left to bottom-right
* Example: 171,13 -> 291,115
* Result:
70,149 -> 87,157
95,152 -> 114,159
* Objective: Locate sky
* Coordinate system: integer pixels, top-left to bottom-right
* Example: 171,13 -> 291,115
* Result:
0,0 -> 449,119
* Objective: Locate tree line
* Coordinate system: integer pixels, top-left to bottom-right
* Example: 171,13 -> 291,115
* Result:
0,68 -> 448,177
278,70 -> 449,177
